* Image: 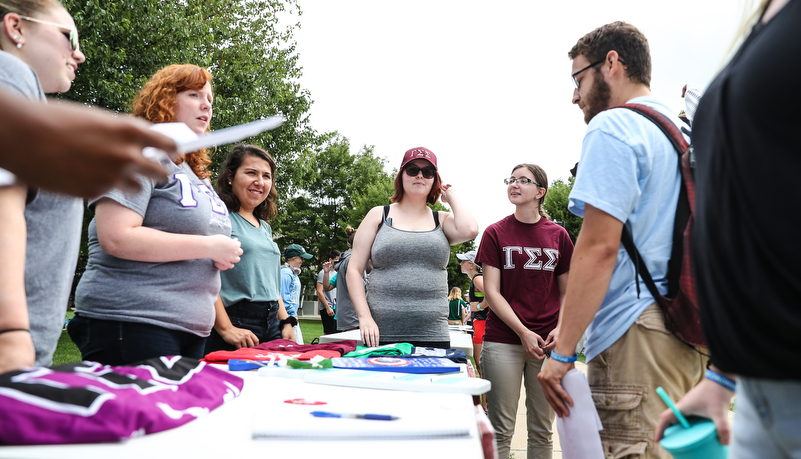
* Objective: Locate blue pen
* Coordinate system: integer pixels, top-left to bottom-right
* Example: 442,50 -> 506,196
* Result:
310,411 -> 398,421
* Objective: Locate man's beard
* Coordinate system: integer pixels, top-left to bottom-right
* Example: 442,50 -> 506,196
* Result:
584,69 -> 611,124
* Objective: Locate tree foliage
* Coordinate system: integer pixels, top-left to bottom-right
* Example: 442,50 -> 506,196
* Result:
543,176 -> 583,243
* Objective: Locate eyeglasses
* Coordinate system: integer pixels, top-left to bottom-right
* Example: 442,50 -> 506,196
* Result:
504,177 -> 541,187
19,15 -> 80,51
571,57 -> 627,89
405,164 -> 436,179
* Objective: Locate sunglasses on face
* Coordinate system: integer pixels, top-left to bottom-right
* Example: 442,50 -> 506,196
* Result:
20,15 -> 80,51
404,164 -> 436,179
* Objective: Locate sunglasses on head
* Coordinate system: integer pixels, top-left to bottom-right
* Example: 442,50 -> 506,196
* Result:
404,164 -> 436,179
19,15 -> 80,51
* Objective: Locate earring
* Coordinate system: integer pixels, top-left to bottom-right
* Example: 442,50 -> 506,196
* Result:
17,42 -> 22,49
228,181 -> 232,185
12,34 -> 18,40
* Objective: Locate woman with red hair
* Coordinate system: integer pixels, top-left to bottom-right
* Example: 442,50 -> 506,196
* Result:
348,147 -> 478,349
68,64 -> 243,365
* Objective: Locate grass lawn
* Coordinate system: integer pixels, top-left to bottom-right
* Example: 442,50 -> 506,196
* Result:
52,317 -> 326,366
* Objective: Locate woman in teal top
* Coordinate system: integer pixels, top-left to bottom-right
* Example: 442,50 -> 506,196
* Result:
204,145 -> 295,353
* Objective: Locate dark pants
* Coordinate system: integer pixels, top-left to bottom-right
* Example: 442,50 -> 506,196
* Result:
319,305 -> 337,335
204,300 -> 281,354
67,314 -> 206,366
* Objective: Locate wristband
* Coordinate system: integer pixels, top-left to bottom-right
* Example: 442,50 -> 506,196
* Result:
0,328 -> 30,336
550,351 -> 577,363
279,317 -> 298,327
705,369 -> 736,392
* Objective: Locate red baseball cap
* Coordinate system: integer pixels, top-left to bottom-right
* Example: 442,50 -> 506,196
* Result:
400,147 -> 437,170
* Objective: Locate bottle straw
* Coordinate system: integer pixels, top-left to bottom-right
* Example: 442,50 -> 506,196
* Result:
656,386 -> 691,429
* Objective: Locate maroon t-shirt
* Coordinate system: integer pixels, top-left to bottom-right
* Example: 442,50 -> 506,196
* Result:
476,214 -> 574,345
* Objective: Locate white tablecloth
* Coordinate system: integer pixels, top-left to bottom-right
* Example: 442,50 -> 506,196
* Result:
0,367 -> 483,459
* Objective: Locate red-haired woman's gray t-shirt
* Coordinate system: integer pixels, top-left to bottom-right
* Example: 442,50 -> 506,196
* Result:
75,162 -> 231,336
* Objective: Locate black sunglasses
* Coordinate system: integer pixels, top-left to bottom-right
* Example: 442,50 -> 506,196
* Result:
404,164 -> 436,179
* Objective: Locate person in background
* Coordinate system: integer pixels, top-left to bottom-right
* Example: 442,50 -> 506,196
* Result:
458,250 -> 488,376
348,147 -> 478,349
69,64 -> 242,365
656,1 -> 801,457
447,287 -> 468,326
204,144 -> 296,354
316,249 -> 341,335
0,0 -> 85,372
324,226 -> 363,332
476,164 -> 573,459
281,244 -> 312,344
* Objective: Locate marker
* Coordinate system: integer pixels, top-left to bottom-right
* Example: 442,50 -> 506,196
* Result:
656,386 -> 691,429
311,411 -> 398,421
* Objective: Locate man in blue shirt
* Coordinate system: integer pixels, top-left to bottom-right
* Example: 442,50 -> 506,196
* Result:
539,21 -> 706,458
281,244 -> 313,344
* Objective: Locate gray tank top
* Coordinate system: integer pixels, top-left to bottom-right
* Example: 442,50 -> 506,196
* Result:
367,206 -> 450,343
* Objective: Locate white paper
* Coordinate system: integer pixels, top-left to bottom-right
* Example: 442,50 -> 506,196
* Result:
555,369 -> 604,459
179,115 -> 286,154
142,116 -> 286,165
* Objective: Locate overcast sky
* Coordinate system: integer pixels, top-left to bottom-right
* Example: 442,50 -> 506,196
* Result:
287,1 -> 743,240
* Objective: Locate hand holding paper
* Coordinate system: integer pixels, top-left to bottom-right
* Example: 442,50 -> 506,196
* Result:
555,369 -> 604,459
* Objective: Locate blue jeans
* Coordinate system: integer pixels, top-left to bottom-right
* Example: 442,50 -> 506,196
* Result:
730,377 -> 801,459
67,314 -> 206,365
204,300 -> 281,354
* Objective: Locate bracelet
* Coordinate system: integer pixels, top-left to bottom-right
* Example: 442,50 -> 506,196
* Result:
550,351 -> 577,363
0,328 -> 30,336
705,369 -> 736,392
279,317 -> 298,327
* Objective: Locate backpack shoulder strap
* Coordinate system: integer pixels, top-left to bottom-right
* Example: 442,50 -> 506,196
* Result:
432,209 -> 440,227
609,103 -> 690,301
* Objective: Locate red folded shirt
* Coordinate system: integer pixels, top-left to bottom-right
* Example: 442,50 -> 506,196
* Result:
202,339 -> 357,364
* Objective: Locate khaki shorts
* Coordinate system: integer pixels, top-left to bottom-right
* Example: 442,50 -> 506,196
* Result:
588,303 -> 707,459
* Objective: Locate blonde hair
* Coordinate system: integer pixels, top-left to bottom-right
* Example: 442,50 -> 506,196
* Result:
0,0 -> 63,51
448,287 -> 462,301
723,0 -> 771,64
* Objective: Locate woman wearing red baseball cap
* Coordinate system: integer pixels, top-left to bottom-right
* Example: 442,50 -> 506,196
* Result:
347,147 -> 478,349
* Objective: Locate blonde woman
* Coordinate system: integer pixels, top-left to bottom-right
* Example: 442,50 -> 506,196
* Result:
447,287 -> 467,326
0,0 -> 85,371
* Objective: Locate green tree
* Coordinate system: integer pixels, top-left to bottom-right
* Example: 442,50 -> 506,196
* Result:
543,176 -> 583,243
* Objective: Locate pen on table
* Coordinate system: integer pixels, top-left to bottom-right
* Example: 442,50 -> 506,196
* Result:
310,411 -> 399,421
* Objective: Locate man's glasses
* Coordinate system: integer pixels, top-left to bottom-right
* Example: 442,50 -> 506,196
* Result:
571,57 -> 627,89
404,165 -> 436,179
20,16 -> 80,51
571,59 -> 603,89
504,177 -> 541,187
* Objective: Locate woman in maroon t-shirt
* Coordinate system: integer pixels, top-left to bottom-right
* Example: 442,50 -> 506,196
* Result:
475,163 -> 574,459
